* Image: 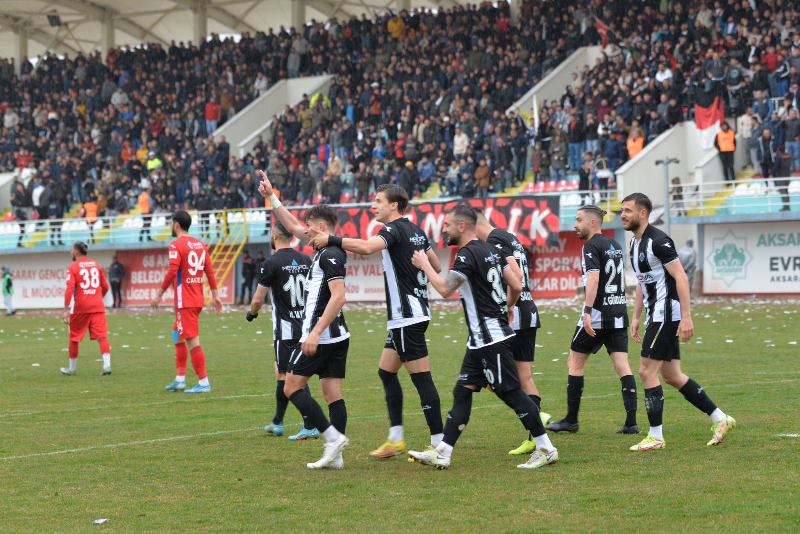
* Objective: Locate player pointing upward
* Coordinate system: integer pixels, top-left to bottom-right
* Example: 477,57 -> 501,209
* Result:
151,210 -> 222,394
258,170 -> 351,470
307,184 -> 445,460
61,241 -> 112,376
622,193 -> 736,451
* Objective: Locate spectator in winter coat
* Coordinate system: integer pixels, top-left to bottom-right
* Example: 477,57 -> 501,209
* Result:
548,134 -> 568,179
603,134 -> 624,173
474,158 -> 491,200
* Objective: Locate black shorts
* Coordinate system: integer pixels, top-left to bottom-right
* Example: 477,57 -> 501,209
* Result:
511,328 -> 537,362
570,326 -> 629,355
383,321 -> 429,362
274,339 -> 302,374
456,339 -> 520,393
288,338 -> 349,379
641,321 -> 681,362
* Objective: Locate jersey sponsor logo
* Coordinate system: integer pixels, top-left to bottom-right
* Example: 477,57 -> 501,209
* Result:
281,264 -> 309,274
637,273 -> 656,284
605,249 -> 624,258
169,250 -> 178,259
186,241 -> 204,250
409,233 -> 426,246
483,253 -> 502,264
78,262 -> 93,268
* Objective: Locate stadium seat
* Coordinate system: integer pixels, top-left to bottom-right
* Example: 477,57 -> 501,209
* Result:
749,182 -> 766,196
313,194 -> 323,204
733,183 -> 749,197
340,192 -> 353,203
788,180 -> 800,195
3,212 -> 15,222
533,181 -> 546,194
556,179 -> 568,192
568,179 -> 579,191
545,181 -> 557,193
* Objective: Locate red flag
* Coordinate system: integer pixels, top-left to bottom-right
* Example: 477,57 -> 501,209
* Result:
596,20 -> 610,48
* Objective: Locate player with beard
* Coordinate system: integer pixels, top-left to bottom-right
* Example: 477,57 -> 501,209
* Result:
306,184 -> 445,460
470,207 -> 553,455
622,193 -> 736,451
248,219 -> 319,441
258,170 -> 351,470
407,205 -> 560,470
61,241 -> 112,376
547,205 -> 640,435
152,210 -> 223,393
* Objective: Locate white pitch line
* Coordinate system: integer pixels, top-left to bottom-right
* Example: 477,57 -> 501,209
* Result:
776,433 -> 800,438
0,404 -> 510,462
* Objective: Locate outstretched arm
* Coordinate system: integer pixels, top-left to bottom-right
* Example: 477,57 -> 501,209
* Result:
307,226 -> 386,255
257,170 -> 309,244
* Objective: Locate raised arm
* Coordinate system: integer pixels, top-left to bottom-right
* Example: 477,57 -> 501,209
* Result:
307,226 -> 386,255
412,250 -> 463,298
257,170 -> 309,244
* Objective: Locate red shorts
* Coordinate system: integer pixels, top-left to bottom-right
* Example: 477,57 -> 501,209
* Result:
173,307 -> 203,340
69,312 -> 108,342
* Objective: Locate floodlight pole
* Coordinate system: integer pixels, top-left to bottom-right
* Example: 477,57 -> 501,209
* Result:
655,156 -> 680,235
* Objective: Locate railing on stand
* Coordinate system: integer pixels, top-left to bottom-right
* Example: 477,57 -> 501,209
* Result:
671,178 -> 800,217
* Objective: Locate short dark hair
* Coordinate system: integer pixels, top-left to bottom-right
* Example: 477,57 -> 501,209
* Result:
73,241 -> 89,256
376,184 -> 409,213
470,206 -> 488,221
448,204 -> 478,227
272,219 -> 293,241
622,193 -> 653,215
578,205 -> 607,223
172,209 -> 192,231
304,204 -> 338,229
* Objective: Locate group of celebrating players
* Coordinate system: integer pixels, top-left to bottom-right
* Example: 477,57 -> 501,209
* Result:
59,170 -> 736,471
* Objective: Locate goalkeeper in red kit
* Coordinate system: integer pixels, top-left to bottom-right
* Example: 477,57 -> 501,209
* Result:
151,210 -> 222,393
61,241 -> 112,376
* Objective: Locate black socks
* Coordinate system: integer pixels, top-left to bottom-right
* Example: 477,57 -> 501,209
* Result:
644,385 -> 664,427
566,375 -> 584,423
442,385 -> 473,448
410,371 -> 443,435
328,399 -> 347,435
679,378 -> 718,416
273,380 -> 288,425
501,387 -> 546,437
379,369 -> 404,427
288,388 -> 331,434
620,375 -> 638,427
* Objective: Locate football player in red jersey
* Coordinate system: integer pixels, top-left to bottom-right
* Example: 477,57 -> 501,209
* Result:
151,210 -> 222,393
61,241 -> 112,376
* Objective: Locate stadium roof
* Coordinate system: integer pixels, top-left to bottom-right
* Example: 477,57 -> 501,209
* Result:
0,0 -> 461,60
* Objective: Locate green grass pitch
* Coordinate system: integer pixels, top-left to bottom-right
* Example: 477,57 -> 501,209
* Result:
0,304 -> 798,532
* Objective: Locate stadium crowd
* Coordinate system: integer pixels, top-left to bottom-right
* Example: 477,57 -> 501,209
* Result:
5,0 -> 800,223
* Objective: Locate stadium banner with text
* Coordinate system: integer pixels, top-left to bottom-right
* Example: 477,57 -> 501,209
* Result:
280,195 -> 566,300
117,248 -> 236,307
530,229 -> 614,298
286,195 -> 560,253
703,222 -> 800,294
2,251 -> 115,310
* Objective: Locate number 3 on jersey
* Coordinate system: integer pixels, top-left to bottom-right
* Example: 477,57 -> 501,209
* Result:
79,267 -> 100,289
487,265 -> 505,304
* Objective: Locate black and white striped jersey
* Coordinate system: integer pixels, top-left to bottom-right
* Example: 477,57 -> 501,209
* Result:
377,217 -> 431,329
301,245 -> 349,344
630,224 -> 682,325
450,238 -> 515,349
486,228 -> 540,331
578,233 -> 628,330
257,248 -> 312,341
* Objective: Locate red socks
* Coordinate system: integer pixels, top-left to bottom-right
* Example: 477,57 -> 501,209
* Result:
98,337 -> 110,354
190,346 -> 207,380
69,341 -> 79,359
175,343 -> 188,376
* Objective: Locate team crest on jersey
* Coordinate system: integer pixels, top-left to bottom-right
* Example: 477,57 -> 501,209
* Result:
169,251 -> 178,259
639,252 -> 646,262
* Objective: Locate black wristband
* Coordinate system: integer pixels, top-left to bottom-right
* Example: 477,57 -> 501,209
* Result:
329,235 -> 343,248
583,306 -> 592,314
246,311 -> 257,322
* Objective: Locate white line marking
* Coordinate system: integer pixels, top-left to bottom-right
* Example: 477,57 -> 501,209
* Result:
776,433 -> 800,438
0,404 -> 508,462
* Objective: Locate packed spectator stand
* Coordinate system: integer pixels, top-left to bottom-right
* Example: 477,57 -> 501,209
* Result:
4,0 -> 800,230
